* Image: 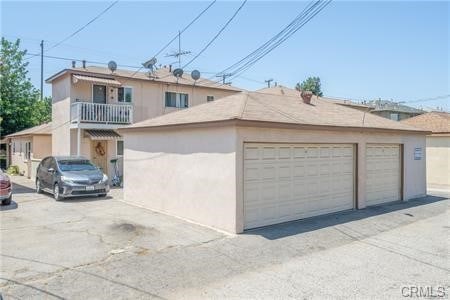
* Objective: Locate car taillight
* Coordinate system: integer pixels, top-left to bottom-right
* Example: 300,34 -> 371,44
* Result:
0,180 -> 10,188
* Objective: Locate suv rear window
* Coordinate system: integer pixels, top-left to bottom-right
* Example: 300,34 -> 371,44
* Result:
58,160 -> 97,172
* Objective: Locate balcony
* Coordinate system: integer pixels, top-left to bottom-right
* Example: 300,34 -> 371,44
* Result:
71,102 -> 133,128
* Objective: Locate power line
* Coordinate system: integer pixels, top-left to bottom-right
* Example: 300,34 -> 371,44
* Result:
152,0 -> 217,60
182,0 -> 248,69
218,0 -> 320,78
25,0 -> 119,60
26,53 -> 141,69
403,94 -> 450,103
123,0 -> 217,84
193,0 -> 330,89
227,0 -> 332,81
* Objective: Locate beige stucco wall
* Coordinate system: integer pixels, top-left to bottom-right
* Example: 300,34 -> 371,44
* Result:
52,75 -> 72,155
123,126 -> 238,233
69,129 -> 122,182
10,137 -> 32,177
122,124 -> 426,234
32,135 -> 52,159
52,72 -> 239,159
10,135 -> 52,178
426,136 -> 450,189
70,76 -> 238,123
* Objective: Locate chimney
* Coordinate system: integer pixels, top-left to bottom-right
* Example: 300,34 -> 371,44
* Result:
169,64 -> 172,72
82,60 -> 86,69
71,60 -> 76,68
301,90 -> 313,104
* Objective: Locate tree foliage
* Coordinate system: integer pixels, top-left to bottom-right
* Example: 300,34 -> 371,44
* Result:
295,76 -> 323,96
0,38 -> 51,137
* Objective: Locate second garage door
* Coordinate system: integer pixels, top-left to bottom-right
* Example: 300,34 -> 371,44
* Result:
366,144 -> 402,206
244,143 -> 355,229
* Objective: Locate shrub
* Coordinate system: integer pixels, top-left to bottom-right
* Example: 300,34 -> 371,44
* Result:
6,165 -> 19,175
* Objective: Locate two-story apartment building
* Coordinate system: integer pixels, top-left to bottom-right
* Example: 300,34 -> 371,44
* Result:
46,65 -> 242,180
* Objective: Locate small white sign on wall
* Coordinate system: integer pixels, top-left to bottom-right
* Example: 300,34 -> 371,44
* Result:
414,147 -> 422,160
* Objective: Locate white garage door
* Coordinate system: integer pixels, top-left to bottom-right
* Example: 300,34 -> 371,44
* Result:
366,144 -> 401,206
244,143 -> 355,229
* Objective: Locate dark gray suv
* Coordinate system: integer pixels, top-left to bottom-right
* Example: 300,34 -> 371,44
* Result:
36,156 -> 110,200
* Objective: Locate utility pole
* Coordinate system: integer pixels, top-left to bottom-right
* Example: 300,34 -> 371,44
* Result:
216,73 -> 232,85
40,40 -> 44,100
265,78 -> 273,88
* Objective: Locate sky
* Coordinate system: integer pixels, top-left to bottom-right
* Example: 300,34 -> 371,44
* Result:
1,1 -> 449,110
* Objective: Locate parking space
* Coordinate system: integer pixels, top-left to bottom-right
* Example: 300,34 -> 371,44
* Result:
1,176 -> 449,299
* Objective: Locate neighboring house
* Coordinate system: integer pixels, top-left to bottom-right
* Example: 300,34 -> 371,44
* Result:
118,86 -> 427,234
45,65 -> 242,180
402,112 -> 450,190
321,97 -> 374,112
368,100 -> 424,121
2,122 -> 52,179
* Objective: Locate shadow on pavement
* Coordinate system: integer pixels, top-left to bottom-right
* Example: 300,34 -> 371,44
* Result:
11,182 -> 36,195
0,201 -> 18,211
59,195 -> 113,203
245,195 -> 447,240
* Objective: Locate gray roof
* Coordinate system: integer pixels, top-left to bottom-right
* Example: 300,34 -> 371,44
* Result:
369,100 -> 424,114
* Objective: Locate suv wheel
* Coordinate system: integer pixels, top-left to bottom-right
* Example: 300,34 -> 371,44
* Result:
36,179 -> 42,194
54,183 -> 63,201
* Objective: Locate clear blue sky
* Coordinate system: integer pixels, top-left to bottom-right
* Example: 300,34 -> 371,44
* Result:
1,1 -> 449,110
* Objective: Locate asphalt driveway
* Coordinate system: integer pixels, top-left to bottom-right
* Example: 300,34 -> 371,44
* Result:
1,176 -> 449,299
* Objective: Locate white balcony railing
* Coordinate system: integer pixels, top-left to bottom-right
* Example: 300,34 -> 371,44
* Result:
71,102 -> 133,125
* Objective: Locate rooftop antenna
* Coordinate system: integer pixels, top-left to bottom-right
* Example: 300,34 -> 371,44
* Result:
265,78 -> 274,88
165,30 -> 191,68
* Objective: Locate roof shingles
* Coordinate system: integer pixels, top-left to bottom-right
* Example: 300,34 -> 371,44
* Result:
121,86 -> 425,133
5,122 -> 52,138
401,112 -> 450,133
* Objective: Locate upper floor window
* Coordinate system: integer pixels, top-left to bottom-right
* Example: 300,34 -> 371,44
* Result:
390,113 -> 399,121
207,95 -> 214,102
165,92 -> 189,108
118,87 -> 133,103
93,85 -> 107,104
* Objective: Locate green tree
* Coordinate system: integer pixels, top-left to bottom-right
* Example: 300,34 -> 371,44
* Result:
0,38 -> 51,137
295,76 -> 323,96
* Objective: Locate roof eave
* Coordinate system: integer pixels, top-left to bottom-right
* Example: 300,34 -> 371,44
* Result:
117,119 -> 430,135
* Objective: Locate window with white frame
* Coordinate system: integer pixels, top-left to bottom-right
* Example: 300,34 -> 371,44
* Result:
165,92 -> 189,108
116,140 -> 124,156
118,87 -> 133,103
207,95 -> 214,102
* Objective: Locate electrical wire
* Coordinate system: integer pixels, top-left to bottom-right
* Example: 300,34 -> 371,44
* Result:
25,53 -> 141,69
123,0 -> 217,84
153,0 -> 217,59
25,0 -> 119,60
228,0 -> 332,81
182,0 -> 247,69
194,0 -> 331,89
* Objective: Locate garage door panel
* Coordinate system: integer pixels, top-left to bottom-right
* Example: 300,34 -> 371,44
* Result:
366,144 -> 401,206
244,143 -> 355,229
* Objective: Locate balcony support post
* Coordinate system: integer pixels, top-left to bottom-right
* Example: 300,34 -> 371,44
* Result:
77,127 -> 81,156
